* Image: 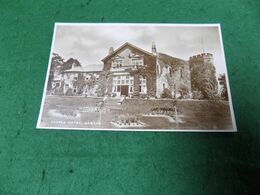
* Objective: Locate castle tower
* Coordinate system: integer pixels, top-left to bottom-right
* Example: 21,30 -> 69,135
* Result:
189,53 -> 214,71
152,42 -> 157,55
189,53 -> 218,99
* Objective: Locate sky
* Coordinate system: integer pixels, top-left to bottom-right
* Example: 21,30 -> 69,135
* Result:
53,24 -> 227,75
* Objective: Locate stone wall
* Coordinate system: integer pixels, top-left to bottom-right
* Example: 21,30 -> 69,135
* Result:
156,53 -> 191,98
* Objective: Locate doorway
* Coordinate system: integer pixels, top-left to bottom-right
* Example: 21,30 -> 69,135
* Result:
121,85 -> 129,96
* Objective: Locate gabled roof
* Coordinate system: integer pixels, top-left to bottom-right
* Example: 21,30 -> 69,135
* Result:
101,42 -> 153,62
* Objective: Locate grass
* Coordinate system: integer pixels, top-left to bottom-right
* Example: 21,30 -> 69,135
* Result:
39,96 -> 233,130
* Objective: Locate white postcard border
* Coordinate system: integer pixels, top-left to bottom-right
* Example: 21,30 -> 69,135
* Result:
37,23 -> 237,132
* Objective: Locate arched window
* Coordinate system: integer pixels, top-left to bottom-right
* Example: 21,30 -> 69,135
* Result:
163,83 -> 165,89
169,68 -> 172,77
157,64 -> 161,74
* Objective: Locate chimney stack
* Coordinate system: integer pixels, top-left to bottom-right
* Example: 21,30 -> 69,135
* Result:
109,47 -> 114,54
152,42 -> 157,55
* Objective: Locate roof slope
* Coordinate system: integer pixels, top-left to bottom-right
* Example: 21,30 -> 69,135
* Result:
102,42 -> 153,62
157,52 -> 187,69
64,64 -> 103,73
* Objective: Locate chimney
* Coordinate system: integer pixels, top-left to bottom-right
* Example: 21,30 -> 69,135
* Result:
152,42 -> 157,55
109,47 -> 114,54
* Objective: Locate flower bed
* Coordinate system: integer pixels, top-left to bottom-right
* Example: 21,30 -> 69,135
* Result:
111,114 -> 145,128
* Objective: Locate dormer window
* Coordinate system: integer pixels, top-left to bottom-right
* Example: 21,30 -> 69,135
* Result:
112,60 -> 123,68
132,58 -> 143,67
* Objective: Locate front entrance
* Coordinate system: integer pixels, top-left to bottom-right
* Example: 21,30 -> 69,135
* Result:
121,85 -> 129,96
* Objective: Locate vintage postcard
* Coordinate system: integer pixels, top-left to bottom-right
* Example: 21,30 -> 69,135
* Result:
37,23 -> 237,132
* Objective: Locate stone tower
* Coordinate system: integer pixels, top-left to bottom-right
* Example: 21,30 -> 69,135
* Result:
189,53 -> 218,99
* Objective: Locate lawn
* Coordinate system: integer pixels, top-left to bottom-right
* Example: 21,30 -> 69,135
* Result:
39,96 -> 234,130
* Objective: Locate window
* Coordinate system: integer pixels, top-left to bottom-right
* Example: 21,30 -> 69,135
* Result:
163,83 -> 165,89
139,76 -> 147,93
117,86 -> 120,92
112,75 -> 133,95
157,64 -> 161,74
169,67 -> 172,77
112,60 -> 123,68
180,69 -> 183,78
132,58 -> 143,67
52,82 -> 60,88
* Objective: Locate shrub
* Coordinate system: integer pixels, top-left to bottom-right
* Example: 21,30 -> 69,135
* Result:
161,88 -> 172,99
178,83 -> 189,99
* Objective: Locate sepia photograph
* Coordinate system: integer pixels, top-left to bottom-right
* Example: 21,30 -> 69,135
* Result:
37,23 -> 237,132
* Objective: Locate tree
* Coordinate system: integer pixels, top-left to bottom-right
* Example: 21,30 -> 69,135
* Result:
96,71 -> 111,97
203,77 -> 218,100
178,83 -> 189,99
47,53 -> 64,90
161,88 -> 172,98
218,74 -> 228,100
191,63 -> 218,100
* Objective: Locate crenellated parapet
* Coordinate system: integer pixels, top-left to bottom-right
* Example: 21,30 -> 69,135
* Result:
189,53 -> 213,61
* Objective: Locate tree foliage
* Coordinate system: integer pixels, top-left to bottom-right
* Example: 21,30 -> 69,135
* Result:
161,88 -> 172,98
47,53 -> 64,90
219,74 -> 228,100
191,63 -> 218,99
